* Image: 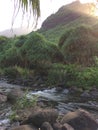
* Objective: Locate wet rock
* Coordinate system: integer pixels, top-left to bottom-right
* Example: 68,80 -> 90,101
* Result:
0,126 -> 7,130
41,122 -> 53,130
0,118 -> 11,130
69,86 -> 81,94
61,109 -> 98,130
10,125 -> 34,130
0,119 -> 10,126
37,101 -> 46,108
57,83 -> 65,89
62,123 -> 74,130
53,122 -> 62,130
7,88 -> 24,104
80,91 -> 90,98
0,93 -> 7,103
26,109 -> 58,127
89,88 -> 98,98
56,102 -> 77,115
16,107 -> 39,123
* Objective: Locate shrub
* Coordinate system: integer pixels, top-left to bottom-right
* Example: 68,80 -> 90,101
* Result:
47,63 -> 98,90
9,90 -> 38,121
76,67 -> 98,89
14,93 -> 38,109
14,66 -> 33,78
46,63 -> 67,85
3,67 -> 20,78
19,32 -> 63,68
12,89 -> 38,110
65,66 -> 98,90
59,25 -> 98,66
14,35 -> 27,47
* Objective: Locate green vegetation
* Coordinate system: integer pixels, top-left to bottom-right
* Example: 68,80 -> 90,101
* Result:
0,2 -> 98,89
39,2 -> 98,43
46,63 -> 66,85
0,23 -> 98,91
59,25 -> 98,66
9,90 -> 38,121
46,64 -> 98,90
0,32 -> 63,68
14,92 -> 38,110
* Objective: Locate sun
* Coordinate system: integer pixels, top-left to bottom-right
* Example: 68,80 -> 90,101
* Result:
79,0 -> 98,16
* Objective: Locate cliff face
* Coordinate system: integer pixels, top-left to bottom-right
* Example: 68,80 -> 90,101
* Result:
41,1 -> 97,30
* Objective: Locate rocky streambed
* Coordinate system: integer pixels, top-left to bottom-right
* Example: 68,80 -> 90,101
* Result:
0,79 -> 98,129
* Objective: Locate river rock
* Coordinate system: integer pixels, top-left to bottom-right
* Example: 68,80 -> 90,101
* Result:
80,91 -> 90,98
0,93 -> 7,103
26,109 -> 58,127
41,122 -> 53,130
53,122 -> 62,130
0,127 -> 7,130
89,88 -> 98,98
7,88 -> 24,103
10,125 -> 35,130
62,123 -> 74,130
16,107 -> 39,123
61,109 -> 98,130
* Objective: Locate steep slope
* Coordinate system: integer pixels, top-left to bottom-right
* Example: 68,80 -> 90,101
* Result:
39,1 -> 98,43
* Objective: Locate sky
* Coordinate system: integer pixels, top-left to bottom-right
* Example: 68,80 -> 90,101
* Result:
0,0 -> 97,32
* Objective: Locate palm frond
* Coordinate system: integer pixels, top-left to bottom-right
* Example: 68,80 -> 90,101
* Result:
19,0 -> 40,18
12,0 -> 40,28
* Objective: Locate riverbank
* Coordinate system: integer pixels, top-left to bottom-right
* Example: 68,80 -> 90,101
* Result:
0,79 -> 98,129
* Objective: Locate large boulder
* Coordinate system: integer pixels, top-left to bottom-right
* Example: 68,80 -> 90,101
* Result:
62,123 -> 74,130
7,88 -> 24,103
26,109 -> 58,127
41,122 -> 53,130
10,125 -> 36,130
53,122 -> 62,130
0,126 -> 7,130
61,109 -> 98,130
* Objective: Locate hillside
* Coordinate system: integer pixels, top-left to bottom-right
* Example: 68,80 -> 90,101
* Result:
39,1 -> 98,43
59,25 -> 98,66
0,1 -> 98,88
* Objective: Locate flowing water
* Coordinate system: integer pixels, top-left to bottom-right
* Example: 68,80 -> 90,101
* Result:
0,80 -> 98,129
29,88 -> 98,116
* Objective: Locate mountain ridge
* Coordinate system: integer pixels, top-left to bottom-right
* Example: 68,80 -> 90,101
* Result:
41,1 -> 97,30
39,1 -> 98,43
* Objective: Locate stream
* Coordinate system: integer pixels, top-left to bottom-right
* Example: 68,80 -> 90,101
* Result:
29,88 -> 98,116
0,79 -> 98,129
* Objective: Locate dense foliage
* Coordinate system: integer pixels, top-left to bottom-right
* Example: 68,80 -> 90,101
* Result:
59,25 -> 98,66
0,25 -> 98,90
0,32 -> 63,68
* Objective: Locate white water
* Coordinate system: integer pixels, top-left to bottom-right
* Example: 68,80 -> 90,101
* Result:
29,88 -> 69,102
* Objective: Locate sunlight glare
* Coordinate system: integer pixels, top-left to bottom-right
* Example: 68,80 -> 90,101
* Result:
79,0 -> 97,4
80,0 -> 98,16
94,6 -> 98,16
